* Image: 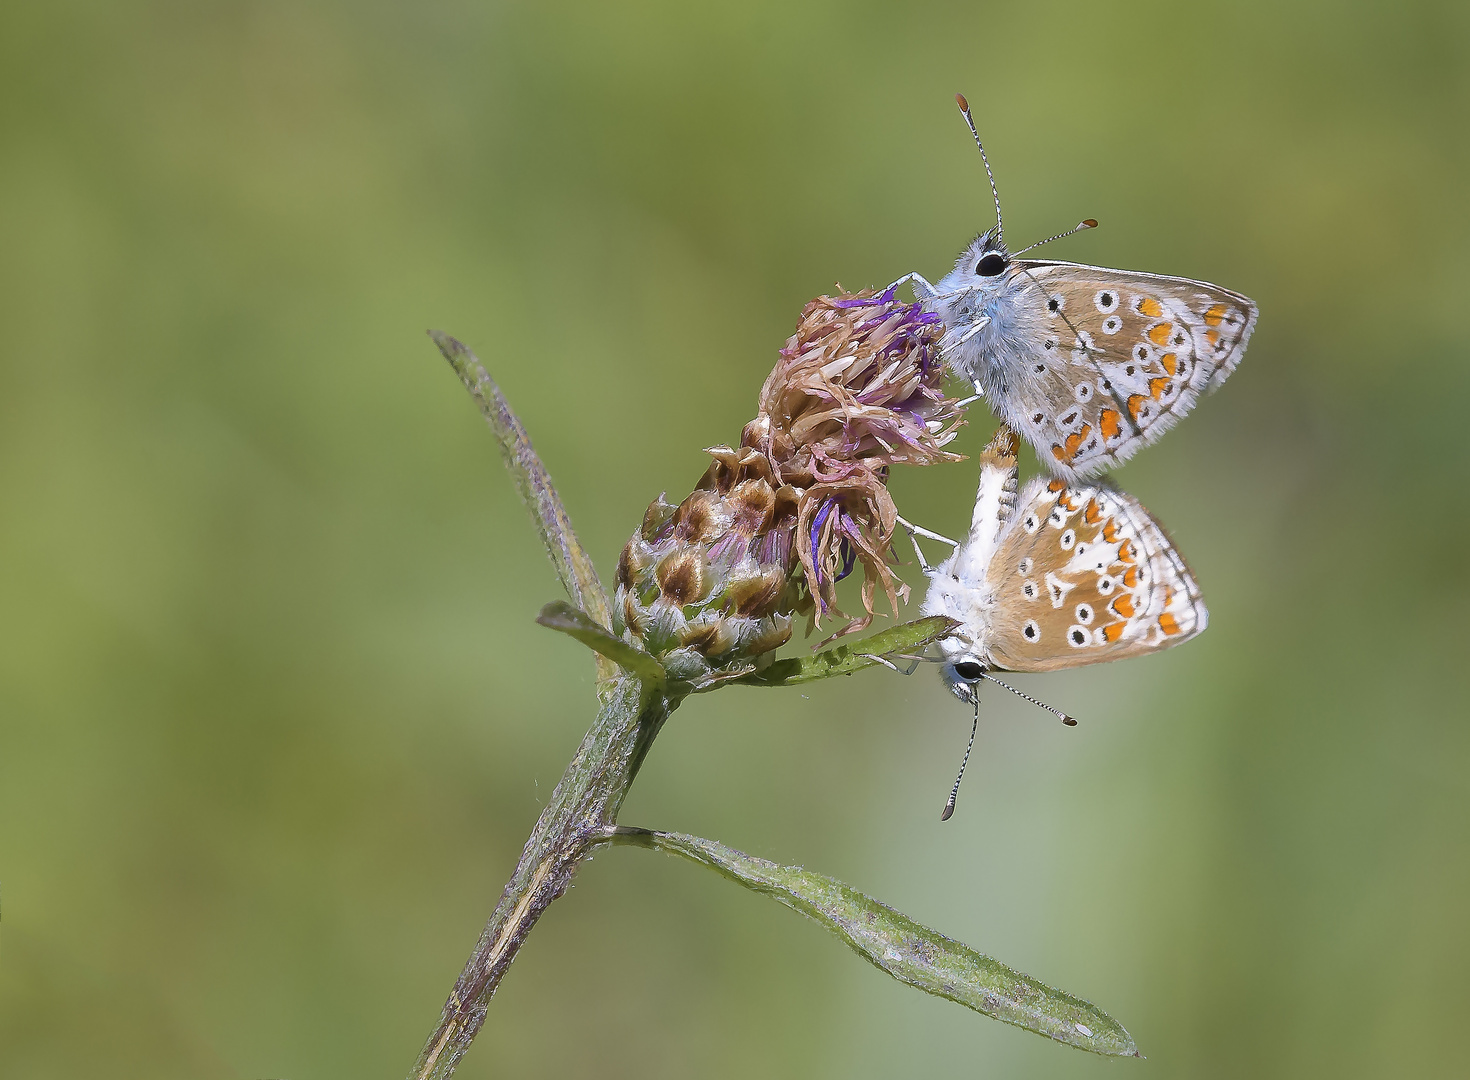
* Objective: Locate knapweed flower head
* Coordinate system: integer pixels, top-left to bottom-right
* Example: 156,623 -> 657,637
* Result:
746,287 -> 964,636
616,445 -> 800,684
614,286 -> 963,682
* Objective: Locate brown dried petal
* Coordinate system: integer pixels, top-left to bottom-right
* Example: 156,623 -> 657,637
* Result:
725,566 -> 788,619
617,536 -> 654,590
621,590 -> 648,637
641,494 -> 678,541
745,614 -> 794,657
680,614 -> 738,657
656,549 -> 711,607
673,490 -> 730,545
725,478 -> 776,537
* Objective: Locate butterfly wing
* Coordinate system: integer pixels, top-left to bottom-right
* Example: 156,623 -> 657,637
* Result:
1010,262 -> 1256,478
983,476 -> 1207,672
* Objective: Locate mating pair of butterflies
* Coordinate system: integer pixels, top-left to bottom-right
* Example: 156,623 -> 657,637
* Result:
901,97 -> 1253,807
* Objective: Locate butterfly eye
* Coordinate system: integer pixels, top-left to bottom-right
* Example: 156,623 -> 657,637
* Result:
975,253 -> 1007,277
953,661 -> 984,682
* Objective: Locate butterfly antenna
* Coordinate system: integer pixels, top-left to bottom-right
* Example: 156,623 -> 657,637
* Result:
979,671 -> 1078,726
941,695 -> 981,821
955,93 -> 1003,245
1012,219 -> 1099,257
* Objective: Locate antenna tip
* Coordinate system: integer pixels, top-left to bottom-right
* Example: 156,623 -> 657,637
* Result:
940,800 -> 956,821
1062,714 -> 1078,727
1081,219 -> 1098,229
954,93 -> 970,112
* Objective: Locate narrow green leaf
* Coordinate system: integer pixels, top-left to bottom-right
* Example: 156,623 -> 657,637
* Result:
537,602 -> 665,685
734,616 -> 959,687
614,828 -> 1139,1057
431,331 -> 616,683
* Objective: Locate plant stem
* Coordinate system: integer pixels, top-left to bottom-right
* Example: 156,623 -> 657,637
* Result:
407,674 -> 673,1080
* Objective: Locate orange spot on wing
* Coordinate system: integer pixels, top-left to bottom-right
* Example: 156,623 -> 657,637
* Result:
1048,478 -> 1066,493
1099,408 -> 1121,440
1059,492 -> 1079,511
1111,594 -> 1135,618
1149,377 -> 1172,401
1117,539 -> 1137,563
1147,322 -> 1174,346
1101,622 -> 1125,642
1084,499 -> 1101,524
1159,352 -> 1179,375
1159,612 -> 1181,635
1102,519 -> 1120,543
1051,444 -> 1067,462
1127,394 -> 1148,421
1205,329 -> 1220,348
1136,297 -> 1163,318
1063,424 -> 1092,459
1203,304 -> 1227,327
1123,565 -> 1139,588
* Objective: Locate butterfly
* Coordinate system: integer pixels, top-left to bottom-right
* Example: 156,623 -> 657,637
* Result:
919,422 -> 1206,695
912,424 -> 1206,816
893,95 -> 1258,482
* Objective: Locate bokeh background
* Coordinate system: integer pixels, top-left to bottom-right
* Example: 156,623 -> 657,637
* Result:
3,1 -> 1468,1076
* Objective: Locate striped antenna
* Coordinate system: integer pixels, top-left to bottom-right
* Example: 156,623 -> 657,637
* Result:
1012,219 -> 1099,257
980,671 -> 1077,726
941,694 -> 981,821
955,93 -> 1004,244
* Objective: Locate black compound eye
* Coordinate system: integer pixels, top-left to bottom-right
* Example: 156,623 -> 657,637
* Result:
975,253 -> 1008,277
953,661 -> 984,682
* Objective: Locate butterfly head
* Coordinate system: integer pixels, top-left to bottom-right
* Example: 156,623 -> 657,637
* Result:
962,227 -> 1012,280
939,656 -> 986,704
928,229 -> 1018,327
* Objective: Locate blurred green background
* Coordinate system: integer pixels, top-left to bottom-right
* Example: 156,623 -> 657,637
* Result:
2,0 -> 1467,1076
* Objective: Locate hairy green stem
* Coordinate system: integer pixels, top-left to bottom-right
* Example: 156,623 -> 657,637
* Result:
408,675 -> 673,1080
409,331 -> 1133,1074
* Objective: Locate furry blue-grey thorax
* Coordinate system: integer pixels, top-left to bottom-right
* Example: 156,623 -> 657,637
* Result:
923,228 -> 1056,440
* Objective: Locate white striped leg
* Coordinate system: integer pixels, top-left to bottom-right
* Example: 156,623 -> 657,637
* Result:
895,514 -> 958,575
884,272 -> 939,302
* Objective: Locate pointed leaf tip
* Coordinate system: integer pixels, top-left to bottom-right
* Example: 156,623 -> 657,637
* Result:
536,602 -> 665,685
430,331 -> 615,683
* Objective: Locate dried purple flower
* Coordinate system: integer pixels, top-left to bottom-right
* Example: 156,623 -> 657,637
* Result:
748,288 -> 964,636
614,287 -> 964,677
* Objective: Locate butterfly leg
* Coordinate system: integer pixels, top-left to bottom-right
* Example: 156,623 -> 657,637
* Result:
887,653 -> 927,676
857,651 -> 927,676
949,377 -> 987,410
884,272 -> 939,302
904,529 -> 932,573
943,316 -> 991,349
951,383 -> 986,409
895,514 -> 958,575
896,515 -> 958,550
